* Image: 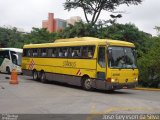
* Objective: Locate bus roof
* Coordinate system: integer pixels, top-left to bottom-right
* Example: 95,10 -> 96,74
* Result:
0,48 -> 23,53
23,37 -> 135,48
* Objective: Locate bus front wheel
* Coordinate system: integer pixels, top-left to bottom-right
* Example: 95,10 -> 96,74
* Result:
40,71 -> 47,83
33,70 -> 38,80
83,78 -> 93,91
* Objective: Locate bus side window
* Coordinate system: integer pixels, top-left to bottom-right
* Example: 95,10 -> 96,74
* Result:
27,49 -> 32,57
41,48 -> 47,57
98,47 -> 105,68
23,49 -> 27,57
26,50 -> 29,57
52,48 -> 57,57
68,47 -> 73,58
88,46 -> 95,58
4,51 -> 10,59
0,51 -> 3,58
72,50 -> 77,57
82,46 -> 88,58
71,47 -> 81,58
0,50 -> 10,59
77,47 -> 81,57
0,52 -> 3,59
33,49 -> 38,57
63,47 -> 69,57
47,48 -> 52,57
58,48 -> 63,57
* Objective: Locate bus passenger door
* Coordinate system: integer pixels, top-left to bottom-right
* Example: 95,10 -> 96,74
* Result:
96,46 -> 107,89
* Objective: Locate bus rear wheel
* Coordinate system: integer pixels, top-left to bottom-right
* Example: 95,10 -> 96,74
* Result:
83,78 -> 93,91
40,71 -> 47,83
33,70 -> 38,80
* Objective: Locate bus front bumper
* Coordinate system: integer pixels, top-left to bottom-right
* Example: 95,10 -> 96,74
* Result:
92,79 -> 138,90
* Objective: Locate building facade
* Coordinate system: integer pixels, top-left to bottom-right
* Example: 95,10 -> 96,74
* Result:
66,16 -> 82,26
55,18 -> 67,32
42,13 -> 56,33
42,13 -> 81,33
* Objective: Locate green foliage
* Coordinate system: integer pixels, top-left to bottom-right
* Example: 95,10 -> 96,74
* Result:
0,27 -> 56,48
60,22 -> 148,43
105,24 -> 141,42
0,27 -> 25,48
58,22 -> 98,38
138,37 -> 160,88
103,23 -> 151,58
27,27 -> 56,44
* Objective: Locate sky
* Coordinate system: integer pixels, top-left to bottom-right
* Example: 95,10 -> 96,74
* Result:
0,0 -> 160,36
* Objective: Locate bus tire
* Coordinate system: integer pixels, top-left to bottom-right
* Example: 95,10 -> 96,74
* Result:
107,90 -> 115,93
6,67 -> 11,74
33,70 -> 38,80
40,71 -> 47,83
83,77 -> 93,91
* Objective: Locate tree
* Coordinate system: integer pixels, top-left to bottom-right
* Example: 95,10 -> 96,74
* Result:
27,27 -> 57,44
0,28 -> 8,47
58,21 -> 98,38
154,26 -> 160,36
0,27 -> 26,48
138,37 -> 160,88
106,23 -> 139,41
0,27 -> 57,48
64,0 -> 142,26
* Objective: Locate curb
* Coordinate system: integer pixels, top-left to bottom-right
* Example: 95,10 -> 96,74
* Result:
133,87 -> 160,91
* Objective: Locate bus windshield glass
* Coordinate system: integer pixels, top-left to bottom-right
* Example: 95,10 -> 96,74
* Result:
17,52 -> 22,66
10,51 -> 22,66
108,46 -> 137,69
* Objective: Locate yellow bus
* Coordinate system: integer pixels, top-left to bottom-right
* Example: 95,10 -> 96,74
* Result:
22,37 -> 138,91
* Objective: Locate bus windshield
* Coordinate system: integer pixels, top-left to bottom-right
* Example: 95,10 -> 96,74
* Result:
108,46 -> 137,69
10,51 -> 22,66
17,52 -> 22,66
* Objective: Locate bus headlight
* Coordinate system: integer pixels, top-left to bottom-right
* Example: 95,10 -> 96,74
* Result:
134,78 -> 138,82
111,79 -> 116,82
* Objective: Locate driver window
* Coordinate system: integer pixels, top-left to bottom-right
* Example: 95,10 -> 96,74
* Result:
98,47 -> 105,68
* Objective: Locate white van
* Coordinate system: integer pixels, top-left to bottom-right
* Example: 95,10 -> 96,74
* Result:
0,48 -> 22,74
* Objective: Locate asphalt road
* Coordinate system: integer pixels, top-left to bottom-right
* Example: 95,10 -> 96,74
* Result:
0,73 -> 160,114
